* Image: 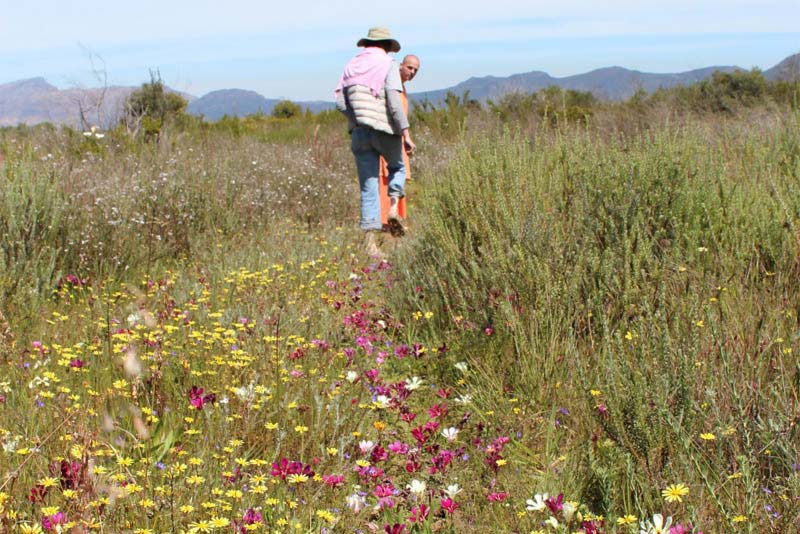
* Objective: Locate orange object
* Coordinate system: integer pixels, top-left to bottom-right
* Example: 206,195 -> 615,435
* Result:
379,91 -> 409,225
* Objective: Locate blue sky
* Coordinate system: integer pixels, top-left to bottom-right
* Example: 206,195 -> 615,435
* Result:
2,1 -> 798,100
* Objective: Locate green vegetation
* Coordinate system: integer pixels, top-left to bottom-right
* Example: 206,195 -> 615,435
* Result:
270,100 -> 303,119
0,69 -> 799,532
123,71 -> 190,139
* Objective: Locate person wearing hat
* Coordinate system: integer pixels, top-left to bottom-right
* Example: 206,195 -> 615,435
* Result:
335,27 -> 416,258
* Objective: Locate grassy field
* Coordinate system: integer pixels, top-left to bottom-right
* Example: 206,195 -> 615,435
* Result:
1,100 -> 799,533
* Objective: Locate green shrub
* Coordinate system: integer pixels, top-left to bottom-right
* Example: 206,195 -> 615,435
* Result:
123,70 -> 188,139
271,100 -> 302,119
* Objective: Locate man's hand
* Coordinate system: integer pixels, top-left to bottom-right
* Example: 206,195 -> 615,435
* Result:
402,130 -> 416,156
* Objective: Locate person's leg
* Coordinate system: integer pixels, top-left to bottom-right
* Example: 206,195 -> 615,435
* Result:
350,127 -> 382,231
374,131 -> 406,200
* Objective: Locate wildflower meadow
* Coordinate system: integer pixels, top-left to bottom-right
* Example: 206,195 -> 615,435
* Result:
1,86 -> 800,533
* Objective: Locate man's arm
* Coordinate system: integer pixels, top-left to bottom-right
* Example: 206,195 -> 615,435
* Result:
385,64 -> 415,154
386,89 -> 409,131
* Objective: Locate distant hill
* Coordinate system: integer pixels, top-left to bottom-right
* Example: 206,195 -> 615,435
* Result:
187,89 -> 276,120
186,89 -> 334,120
764,53 -> 800,81
0,78 -> 131,127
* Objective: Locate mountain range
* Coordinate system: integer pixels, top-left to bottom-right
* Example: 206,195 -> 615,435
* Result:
411,53 -> 798,103
1,53 -> 797,127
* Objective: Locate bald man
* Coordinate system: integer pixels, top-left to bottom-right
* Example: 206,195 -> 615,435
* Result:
399,54 -> 420,83
381,54 -> 421,235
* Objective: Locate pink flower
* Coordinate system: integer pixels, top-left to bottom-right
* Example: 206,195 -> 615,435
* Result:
670,524 -> 700,534
188,386 -> 216,410
235,508 -> 264,532
270,458 -> 314,480
374,483 -> 395,498
388,441 -> 409,455
581,519 -> 604,534
27,484 -> 49,503
400,412 -> 417,423
374,483 -> 396,509
49,459 -> 86,489
42,512 -> 67,531
488,491 -> 508,502
405,460 -> 421,473
408,504 -> 429,523
440,497 -> 460,514
322,474 -> 344,487
436,387 -> 452,398
370,445 -> 388,463
545,493 -> 564,514
428,403 -> 448,418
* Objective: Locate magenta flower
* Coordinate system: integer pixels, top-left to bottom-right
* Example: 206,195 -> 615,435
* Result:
271,458 -> 314,480
581,519 -> 604,533
243,508 -> 262,523
374,483 -> 396,509
405,459 -> 421,473
440,497 -> 460,514
408,504 -> 430,523
49,459 -> 86,489
42,512 -> 67,531
400,411 -> 417,423
27,484 -> 49,503
234,508 -> 264,533
388,441 -> 409,454
188,386 -> 216,410
370,445 -> 388,463
411,425 -> 431,444
488,491 -> 509,502
545,493 -> 564,514
428,403 -> 448,418
430,449 -> 456,474
669,524 -> 700,534
322,474 -> 344,487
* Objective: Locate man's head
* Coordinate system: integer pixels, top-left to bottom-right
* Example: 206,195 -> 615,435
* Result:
399,55 -> 420,83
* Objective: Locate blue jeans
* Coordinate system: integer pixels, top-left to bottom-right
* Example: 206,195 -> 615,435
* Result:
351,126 -> 406,231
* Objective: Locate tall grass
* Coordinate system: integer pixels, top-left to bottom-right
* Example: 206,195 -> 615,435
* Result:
0,122 -> 356,327
395,111 -> 800,529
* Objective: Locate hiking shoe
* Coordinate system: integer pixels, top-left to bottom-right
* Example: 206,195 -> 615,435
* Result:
387,196 -> 405,237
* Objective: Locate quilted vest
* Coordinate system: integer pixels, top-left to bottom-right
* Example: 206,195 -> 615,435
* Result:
345,85 -> 397,135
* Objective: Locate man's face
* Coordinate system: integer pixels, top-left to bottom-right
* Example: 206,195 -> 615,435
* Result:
400,57 -> 420,83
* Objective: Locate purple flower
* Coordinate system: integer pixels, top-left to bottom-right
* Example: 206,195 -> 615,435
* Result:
243,508 -> 263,524
42,512 -> 67,531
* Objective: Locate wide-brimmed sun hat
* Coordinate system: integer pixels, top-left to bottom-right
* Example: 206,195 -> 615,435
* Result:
357,27 -> 401,53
